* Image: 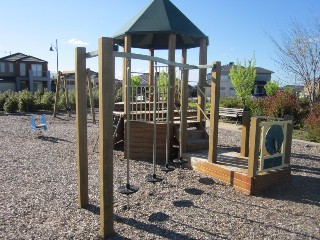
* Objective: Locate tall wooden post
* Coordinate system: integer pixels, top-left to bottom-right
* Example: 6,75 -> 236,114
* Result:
240,111 -> 251,157
248,117 -> 261,177
75,47 -> 88,207
86,68 -> 96,124
284,115 -> 294,164
63,73 -> 71,118
197,38 -> 207,125
149,49 -> 154,102
208,62 -> 221,163
98,37 -> 115,238
180,48 -> 188,153
53,72 -> 60,117
123,35 -> 131,114
168,33 -> 176,157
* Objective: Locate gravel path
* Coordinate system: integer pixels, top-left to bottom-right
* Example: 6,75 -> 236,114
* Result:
0,113 -> 319,239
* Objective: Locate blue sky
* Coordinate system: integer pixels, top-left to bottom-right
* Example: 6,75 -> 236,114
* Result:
1,0 -> 319,85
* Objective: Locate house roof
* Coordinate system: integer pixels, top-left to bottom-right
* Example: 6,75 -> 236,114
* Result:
113,0 -> 208,49
0,53 -> 47,63
220,63 -> 274,74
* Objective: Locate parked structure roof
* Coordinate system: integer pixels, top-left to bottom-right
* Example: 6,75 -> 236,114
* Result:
113,0 -> 208,49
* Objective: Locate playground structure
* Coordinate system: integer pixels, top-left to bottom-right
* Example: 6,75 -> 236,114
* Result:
30,114 -> 47,135
73,0 -> 293,238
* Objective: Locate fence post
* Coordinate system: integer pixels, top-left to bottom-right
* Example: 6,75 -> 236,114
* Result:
240,111 -> 251,157
248,117 -> 261,177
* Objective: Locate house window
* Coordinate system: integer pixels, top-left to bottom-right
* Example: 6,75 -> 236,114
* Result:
31,64 -> 42,77
20,63 -> 26,76
221,75 -> 229,82
8,63 -> 13,73
0,62 -> 5,72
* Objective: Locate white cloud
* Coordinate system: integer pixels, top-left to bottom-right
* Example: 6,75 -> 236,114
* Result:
66,38 -> 89,46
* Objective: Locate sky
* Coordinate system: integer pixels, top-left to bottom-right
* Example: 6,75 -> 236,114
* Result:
1,0 -> 319,86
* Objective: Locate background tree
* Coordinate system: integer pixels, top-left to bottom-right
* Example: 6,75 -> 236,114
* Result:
131,75 -> 141,86
264,80 -> 279,96
269,18 -> 320,104
229,57 -> 256,108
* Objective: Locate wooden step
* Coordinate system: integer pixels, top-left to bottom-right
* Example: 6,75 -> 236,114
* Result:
187,138 -> 209,151
187,129 -> 207,140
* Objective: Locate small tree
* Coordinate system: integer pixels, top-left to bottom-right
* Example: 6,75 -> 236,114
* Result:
131,75 -> 141,86
265,80 -> 279,96
229,58 -> 256,108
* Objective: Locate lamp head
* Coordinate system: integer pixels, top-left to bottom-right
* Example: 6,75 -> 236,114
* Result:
49,45 -> 54,51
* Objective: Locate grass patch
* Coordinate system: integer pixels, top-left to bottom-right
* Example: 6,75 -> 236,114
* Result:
292,128 -> 313,142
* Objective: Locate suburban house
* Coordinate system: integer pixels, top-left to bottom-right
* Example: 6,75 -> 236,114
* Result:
61,70 -> 122,90
0,53 -> 51,92
304,79 -> 320,99
205,62 -> 273,97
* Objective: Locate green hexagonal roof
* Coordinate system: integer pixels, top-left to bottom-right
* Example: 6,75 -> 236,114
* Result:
113,0 -> 209,49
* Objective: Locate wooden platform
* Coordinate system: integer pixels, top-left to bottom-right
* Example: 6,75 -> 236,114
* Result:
182,148 -> 291,195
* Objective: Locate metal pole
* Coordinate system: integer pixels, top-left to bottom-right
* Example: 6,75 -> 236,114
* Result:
126,60 -> 131,186
153,63 -> 158,175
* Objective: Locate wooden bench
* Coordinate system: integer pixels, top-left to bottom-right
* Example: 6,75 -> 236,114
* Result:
219,107 -> 244,124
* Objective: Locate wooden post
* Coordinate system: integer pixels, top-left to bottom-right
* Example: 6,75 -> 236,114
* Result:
86,68 -> 96,124
208,62 -> 221,163
240,111 -> 251,157
248,117 -> 261,177
98,37 -> 115,238
180,48 -> 188,153
197,38 -> 207,125
168,33 -> 176,158
63,73 -> 71,118
123,35 -> 131,114
75,47 -> 88,207
284,115 -> 294,164
53,72 -> 60,117
149,49 -> 154,102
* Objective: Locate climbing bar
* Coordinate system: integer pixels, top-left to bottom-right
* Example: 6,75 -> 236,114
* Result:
86,50 -> 213,69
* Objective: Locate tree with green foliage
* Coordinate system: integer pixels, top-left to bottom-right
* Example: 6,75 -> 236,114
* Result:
229,58 -> 256,108
264,80 -> 279,96
131,75 -> 141,86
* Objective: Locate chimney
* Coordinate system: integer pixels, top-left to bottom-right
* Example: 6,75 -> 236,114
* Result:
229,62 -> 234,66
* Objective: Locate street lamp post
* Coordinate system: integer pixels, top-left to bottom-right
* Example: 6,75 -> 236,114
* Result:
50,39 -> 59,117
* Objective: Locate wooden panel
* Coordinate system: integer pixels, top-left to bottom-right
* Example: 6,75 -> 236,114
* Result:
248,117 -> 261,177
240,111 -> 251,157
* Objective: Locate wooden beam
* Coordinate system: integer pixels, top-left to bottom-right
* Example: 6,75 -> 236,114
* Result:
248,117 -> 261,177
62,73 -> 71,118
86,68 -> 96,124
240,111 -> 251,157
123,35 -> 131,114
197,38 -> 207,124
208,62 -> 221,163
98,37 -> 115,238
180,48 -> 188,153
75,47 -> 88,207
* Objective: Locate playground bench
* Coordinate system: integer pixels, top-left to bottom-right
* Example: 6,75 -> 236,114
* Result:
219,107 -> 244,124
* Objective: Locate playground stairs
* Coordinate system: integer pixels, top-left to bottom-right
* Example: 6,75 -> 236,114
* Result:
174,122 -> 209,151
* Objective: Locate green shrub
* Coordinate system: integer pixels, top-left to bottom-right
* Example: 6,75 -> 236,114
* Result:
0,92 -> 6,110
33,90 -> 42,110
115,89 -> 123,103
304,102 -> 320,142
68,90 -> 76,110
92,87 -> 99,108
250,98 -> 267,116
4,92 -> 18,113
18,89 -> 35,112
57,89 -> 67,110
219,97 -> 243,108
41,90 -> 54,111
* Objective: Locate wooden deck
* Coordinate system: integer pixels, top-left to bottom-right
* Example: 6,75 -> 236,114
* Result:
182,148 -> 291,195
